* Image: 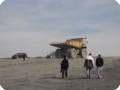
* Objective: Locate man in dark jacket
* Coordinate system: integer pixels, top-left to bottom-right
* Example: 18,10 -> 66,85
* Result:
96,54 -> 104,79
60,56 -> 69,79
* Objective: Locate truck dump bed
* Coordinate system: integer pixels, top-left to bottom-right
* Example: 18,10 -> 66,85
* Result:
50,42 -> 70,48
50,37 -> 87,49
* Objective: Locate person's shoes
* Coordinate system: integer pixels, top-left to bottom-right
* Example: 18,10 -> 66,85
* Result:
98,76 -> 101,79
87,76 -> 91,79
87,75 -> 89,78
88,76 -> 91,79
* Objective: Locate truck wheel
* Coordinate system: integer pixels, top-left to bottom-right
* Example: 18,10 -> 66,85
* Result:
80,48 -> 87,58
67,48 -> 77,59
55,49 -> 63,58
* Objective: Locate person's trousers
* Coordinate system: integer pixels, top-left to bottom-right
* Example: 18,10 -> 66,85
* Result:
62,68 -> 68,79
86,68 -> 91,77
97,67 -> 102,78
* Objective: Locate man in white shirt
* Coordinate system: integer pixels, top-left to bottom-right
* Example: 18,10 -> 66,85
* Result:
84,53 -> 95,78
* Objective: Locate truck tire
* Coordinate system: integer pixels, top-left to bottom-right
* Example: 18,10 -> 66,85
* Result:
80,48 -> 87,58
55,49 -> 63,58
67,48 -> 77,59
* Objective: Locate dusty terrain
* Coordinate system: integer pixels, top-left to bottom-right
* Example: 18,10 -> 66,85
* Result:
0,56 -> 120,90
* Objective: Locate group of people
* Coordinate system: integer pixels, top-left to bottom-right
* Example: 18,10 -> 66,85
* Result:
60,53 -> 104,79
84,53 -> 104,79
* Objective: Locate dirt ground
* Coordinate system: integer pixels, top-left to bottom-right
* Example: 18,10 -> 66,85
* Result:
0,56 -> 120,90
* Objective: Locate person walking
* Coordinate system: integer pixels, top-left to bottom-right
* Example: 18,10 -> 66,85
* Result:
60,56 -> 69,79
22,54 -> 26,61
84,53 -> 94,78
96,54 -> 104,79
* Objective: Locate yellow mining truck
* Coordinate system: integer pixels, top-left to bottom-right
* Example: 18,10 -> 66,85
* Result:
50,37 -> 87,59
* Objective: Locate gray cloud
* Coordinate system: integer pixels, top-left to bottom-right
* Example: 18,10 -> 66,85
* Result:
0,0 -> 120,57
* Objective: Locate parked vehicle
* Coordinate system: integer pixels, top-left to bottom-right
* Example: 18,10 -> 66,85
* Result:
50,37 -> 87,59
46,52 -> 55,58
12,53 -> 27,59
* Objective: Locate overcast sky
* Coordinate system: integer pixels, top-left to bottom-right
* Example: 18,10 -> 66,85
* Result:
0,0 -> 120,58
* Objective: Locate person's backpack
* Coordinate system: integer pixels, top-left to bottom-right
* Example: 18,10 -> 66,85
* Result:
61,59 -> 68,69
85,59 -> 93,68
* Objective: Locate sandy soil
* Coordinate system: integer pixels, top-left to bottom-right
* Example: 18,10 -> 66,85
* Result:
0,56 -> 120,90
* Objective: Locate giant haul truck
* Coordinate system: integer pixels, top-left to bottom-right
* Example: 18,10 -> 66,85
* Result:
50,37 -> 87,59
